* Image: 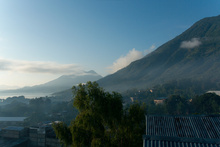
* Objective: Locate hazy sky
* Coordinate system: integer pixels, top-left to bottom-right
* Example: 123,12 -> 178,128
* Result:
0,0 -> 220,87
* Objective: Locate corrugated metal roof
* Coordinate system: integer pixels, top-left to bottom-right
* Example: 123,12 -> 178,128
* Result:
143,135 -> 220,147
145,115 -> 220,139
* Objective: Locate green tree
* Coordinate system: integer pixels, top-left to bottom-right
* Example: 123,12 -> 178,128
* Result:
53,122 -> 72,146
53,81 -> 146,147
111,102 -> 146,146
191,93 -> 220,114
165,95 -> 188,115
53,81 -> 123,146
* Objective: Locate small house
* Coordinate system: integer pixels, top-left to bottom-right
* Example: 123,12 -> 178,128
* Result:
153,97 -> 167,105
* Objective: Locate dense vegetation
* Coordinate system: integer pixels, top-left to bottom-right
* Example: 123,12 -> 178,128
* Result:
146,93 -> 220,115
123,91 -> 220,116
123,79 -> 220,115
122,78 -> 219,104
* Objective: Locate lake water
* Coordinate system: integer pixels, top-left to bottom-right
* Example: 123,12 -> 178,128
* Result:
0,92 -> 52,99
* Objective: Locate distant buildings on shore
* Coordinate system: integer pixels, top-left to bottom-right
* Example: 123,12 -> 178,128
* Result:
0,117 -> 61,147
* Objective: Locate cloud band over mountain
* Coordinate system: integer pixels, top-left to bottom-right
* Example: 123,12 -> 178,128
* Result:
0,58 -> 83,75
108,48 -> 144,73
180,38 -> 202,49
108,46 -> 156,74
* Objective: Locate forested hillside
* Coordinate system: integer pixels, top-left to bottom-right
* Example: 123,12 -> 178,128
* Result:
98,15 -> 220,92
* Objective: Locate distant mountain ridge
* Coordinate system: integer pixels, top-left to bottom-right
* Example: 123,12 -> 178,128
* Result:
1,70 -> 102,95
0,85 -> 20,91
98,15 -> 220,92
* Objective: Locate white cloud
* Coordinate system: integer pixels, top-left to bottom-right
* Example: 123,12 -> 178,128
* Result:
108,48 -> 144,74
144,44 -> 156,55
180,38 -> 202,49
108,45 -> 157,74
0,58 -> 84,75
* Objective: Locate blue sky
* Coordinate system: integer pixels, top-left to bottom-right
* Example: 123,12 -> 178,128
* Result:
0,0 -> 220,88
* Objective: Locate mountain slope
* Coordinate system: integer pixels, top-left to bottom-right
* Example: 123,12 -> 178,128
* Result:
98,15 -> 220,92
2,70 -> 102,94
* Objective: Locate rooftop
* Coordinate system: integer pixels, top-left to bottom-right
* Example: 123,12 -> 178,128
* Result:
145,115 -> 220,139
154,97 -> 167,100
143,135 -> 220,147
144,115 -> 220,146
